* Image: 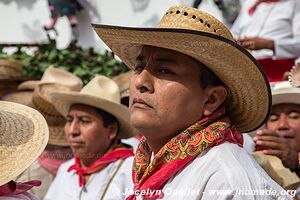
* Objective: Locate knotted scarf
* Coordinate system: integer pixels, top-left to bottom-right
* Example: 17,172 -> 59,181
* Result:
127,108 -> 243,199
248,0 -> 279,15
68,143 -> 134,187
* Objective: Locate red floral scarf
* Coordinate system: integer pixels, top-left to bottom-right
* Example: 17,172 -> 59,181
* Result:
127,108 -> 243,199
68,143 -> 134,187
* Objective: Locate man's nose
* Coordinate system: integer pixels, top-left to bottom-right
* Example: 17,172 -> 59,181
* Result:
66,120 -> 80,137
277,114 -> 289,131
134,69 -> 154,93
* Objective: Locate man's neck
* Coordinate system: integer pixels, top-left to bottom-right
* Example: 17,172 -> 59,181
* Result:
146,135 -> 176,155
79,154 -> 102,168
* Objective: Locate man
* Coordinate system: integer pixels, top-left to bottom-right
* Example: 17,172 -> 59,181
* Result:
0,101 -> 49,200
93,5 -> 290,199
253,81 -> 300,176
231,0 -> 300,82
45,75 -> 135,199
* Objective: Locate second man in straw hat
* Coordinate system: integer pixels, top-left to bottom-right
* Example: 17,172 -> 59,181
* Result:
45,75 -> 135,200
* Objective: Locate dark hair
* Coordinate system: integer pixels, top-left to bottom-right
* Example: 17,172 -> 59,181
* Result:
95,108 -> 119,132
194,58 -> 225,89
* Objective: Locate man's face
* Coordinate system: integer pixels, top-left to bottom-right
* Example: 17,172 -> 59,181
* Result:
64,104 -> 116,159
129,46 -> 210,140
266,103 -> 300,152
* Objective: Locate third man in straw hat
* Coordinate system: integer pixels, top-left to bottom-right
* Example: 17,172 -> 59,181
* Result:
45,75 -> 135,200
252,81 -> 300,194
93,5 -> 290,199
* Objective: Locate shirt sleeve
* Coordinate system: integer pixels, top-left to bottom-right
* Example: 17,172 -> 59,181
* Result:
274,0 -> 300,58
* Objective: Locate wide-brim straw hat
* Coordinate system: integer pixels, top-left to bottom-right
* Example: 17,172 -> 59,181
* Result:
50,75 -> 134,139
92,6 -> 271,133
18,67 -> 83,91
113,71 -> 133,99
252,152 -> 300,190
289,58 -> 300,87
32,83 -> 78,146
1,91 -> 34,107
271,81 -> 300,106
0,101 -> 49,185
0,59 -> 27,81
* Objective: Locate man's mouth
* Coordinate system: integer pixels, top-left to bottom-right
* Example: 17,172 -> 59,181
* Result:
132,97 -> 152,108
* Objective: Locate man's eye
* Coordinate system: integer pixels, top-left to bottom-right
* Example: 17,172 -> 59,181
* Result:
81,120 -> 90,124
289,112 -> 300,119
134,65 -> 144,73
269,115 -> 278,122
66,118 -> 73,123
159,68 -> 173,74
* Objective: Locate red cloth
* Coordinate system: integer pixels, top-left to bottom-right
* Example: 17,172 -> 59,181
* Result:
0,180 -> 41,196
248,0 -> 279,15
126,108 -> 243,199
68,144 -> 134,187
258,58 -> 296,82
38,150 -> 70,175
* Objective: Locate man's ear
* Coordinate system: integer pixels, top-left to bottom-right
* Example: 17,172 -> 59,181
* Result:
108,122 -> 118,140
202,86 -> 227,116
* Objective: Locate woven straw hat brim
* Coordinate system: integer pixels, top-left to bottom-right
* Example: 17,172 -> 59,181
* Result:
272,92 -> 300,106
48,125 -> 69,146
18,80 -> 40,90
1,91 -> 34,107
2,90 -> 69,146
32,83 -> 72,146
0,101 -> 49,185
92,25 -> 271,132
50,91 -> 134,139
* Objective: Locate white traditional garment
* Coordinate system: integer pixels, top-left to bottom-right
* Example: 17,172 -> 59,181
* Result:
128,143 -> 292,200
231,0 -> 300,60
14,160 -> 54,200
122,137 -> 140,152
0,193 -> 39,200
44,157 -> 134,200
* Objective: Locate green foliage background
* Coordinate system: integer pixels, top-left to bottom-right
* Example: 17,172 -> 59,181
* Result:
0,40 -> 129,85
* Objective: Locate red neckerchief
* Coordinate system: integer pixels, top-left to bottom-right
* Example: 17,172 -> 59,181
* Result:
0,180 -> 41,196
248,0 -> 279,15
68,143 -> 134,187
38,149 -> 72,175
126,108 -> 243,199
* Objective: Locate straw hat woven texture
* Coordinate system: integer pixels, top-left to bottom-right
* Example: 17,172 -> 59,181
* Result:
271,81 -> 300,106
2,91 -> 34,107
113,71 -> 133,99
92,6 -> 271,133
50,75 -> 134,139
18,67 -> 83,91
0,101 -> 49,185
0,59 -> 24,80
32,83 -> 76,146
289,58 -> 300,88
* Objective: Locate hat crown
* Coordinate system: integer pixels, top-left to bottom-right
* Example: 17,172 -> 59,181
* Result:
81,75 -> 121,104
157,6 -> 233,40
272,81 -> 300,94
41,67 -> 83,91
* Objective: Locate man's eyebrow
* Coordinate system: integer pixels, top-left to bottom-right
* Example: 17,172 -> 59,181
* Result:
155,58 -> 177,64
